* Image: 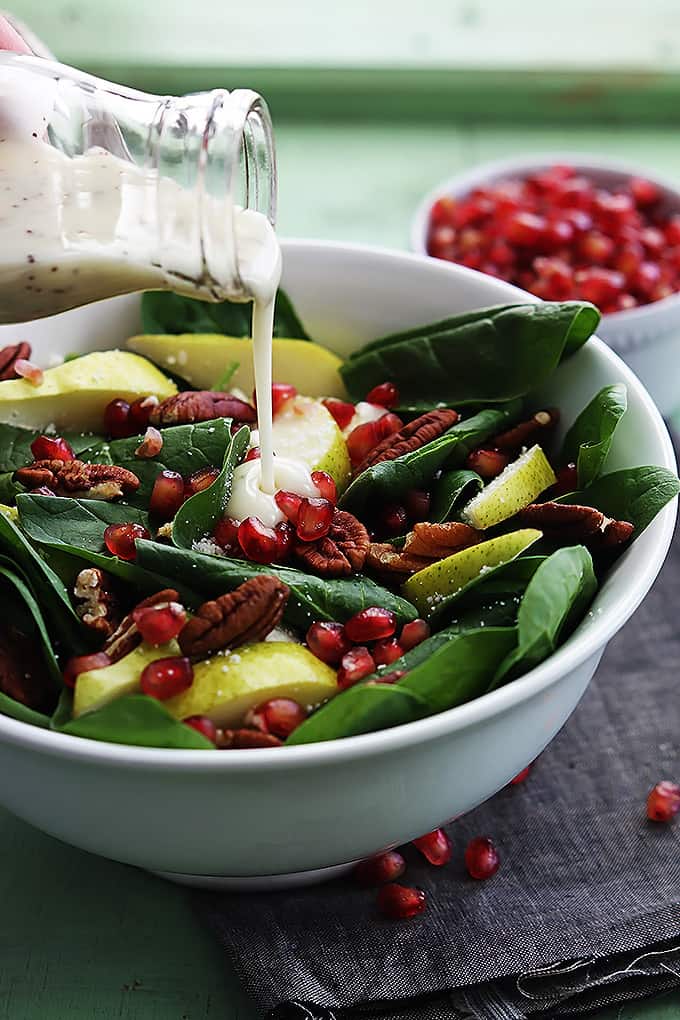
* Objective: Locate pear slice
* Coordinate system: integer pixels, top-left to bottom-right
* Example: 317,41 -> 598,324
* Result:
0,351 -> 176,432
73,639 -> 180,718
127,333 -> 348,400
164,642 -> 337,727
402,529 -> 542,617
461,445 -> 556,530
272,396 -> 351,491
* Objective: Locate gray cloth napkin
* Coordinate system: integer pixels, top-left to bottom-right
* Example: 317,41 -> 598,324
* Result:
197,524 -> 680,1019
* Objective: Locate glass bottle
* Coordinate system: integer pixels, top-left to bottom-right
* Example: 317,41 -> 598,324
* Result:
0,53 -> 277,323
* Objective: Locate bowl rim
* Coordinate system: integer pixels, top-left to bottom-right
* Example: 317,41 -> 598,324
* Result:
0,238 -> 675,770
409,150 -> 680,325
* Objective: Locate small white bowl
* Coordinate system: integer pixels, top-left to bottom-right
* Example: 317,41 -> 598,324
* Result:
411,153 -> 680,416
0,241 -> 675,887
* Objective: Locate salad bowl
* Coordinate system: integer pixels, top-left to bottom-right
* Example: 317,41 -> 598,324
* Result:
0,241 -> 675,887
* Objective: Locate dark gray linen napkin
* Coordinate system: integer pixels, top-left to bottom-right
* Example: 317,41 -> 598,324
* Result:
197,524 -> 680,1019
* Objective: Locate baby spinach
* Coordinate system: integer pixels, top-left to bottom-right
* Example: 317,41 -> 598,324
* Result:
17,493 -> 150,554
172,425 -> 249,549
0,692 -> 50,728
340,302 -> 599,410
57,694 -> 214,749
141,288 -> 311,340
492,546 -> 597,688
558,466 -> 680,534
0,422 -> 103,472
0,471 -> 22,505
561,385 -> 627,487
431,469 -> 483,523
286,684 -> 430,745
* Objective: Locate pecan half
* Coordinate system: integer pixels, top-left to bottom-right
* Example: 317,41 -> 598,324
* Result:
73,567 -> 122,639
0,341 -> 31,380
15,459 -> 140,500
178,576 -> 289,658
519,501 -> 634,549
353,408 -> 459,475
215,728 -> 283,749
104,589 -> 180,662
403,521 -> 481,559
0,621 -> 55,712
491,409 -> 560,452
149,391 -> 257,427
293,509 -> 370,577
365,542 -> 430,580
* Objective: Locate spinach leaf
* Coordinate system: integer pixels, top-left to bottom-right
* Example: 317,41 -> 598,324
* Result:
286,684 -> 430,745
17,493 -> 150,554
0,422 -> 103,472
0,692 -> 50,728
431,469 -> 483,523
340,302 -> 599,410
561,385 -> 627,487
558,466 -> 680,534
0,471 -> 22,505
141,288 -> 311,340
339,402 -> 522,515
135,540 -> 418,629
172,425 -> 249,549
57,694 -> 214,749
492,546 -> 597,688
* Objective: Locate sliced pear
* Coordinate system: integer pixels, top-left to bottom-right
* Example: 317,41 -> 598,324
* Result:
73,640 -> 180,718
273,395 -> 351,491
461,445 -> 556,530
127,333 -> 348,399
0,504 -> 17,521
164,642 -> 337,727
402,529 -> 542,617
0,351 -> 176,432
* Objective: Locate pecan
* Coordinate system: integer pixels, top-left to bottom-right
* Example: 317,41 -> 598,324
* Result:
0,341 -> 31,380
600,518 -> 635,548
491,409 -> 560,452
178,576 -> 289,658
135,426 -> 163,458
518,501 -> 634,549
0,620 -> 54,712
104,589 -> 180,662
215,728 -> 282,749
353,409 -> 459,475
73,567 -> 122,639
293,509 -> 370,577
149,391 -> 257,427
403,521 -> 481,559
365,542 -> 430,580
15,459 -> 140,500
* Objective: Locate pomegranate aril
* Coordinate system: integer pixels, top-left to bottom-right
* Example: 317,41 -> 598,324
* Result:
646,781 -> 680,822
376,412 -> 404,439
347,420 -> 381,465
213,516 -> 240,552
403,489 -> 431,522
631,261 -> 661,297
63,651 -> 111,689
14,359 -> 43,385
378,504 -> 408,537
553,462 -> 578,495
578,231 -> 614,265
574,267 -> 624,306
630,177 -> 660,207
311,470 -> 337,504
274,520 -> 294,562
400,619 -> 431,651
306,621 -> 352,665
30,434 -> 75,461
150,470 -> 184,519
104,398 -> 132,438
322,397 -> 355,431
133,601 -> 186,645
372,638 -> 403,667
185,466 -> 219,498
413,827 -> 453,867
505,211 -> 545,246
238,516 -> 278,564
135,425 -> 163,459
640,226 -> 665,254
128,395 -> 158,432
140,656 -> 193,700
465,836 -> 500,880
665,215 -> 680,246
365,381 -> 400,408
271,382 -> 297,416
354,850 -> 406,886
543,218 -> 574,250
430,196 -> 457,226
245,447 -> 261,462
296,497 -> 333,542
250,698 -> 307,739
274,490 -> 303,524
466,448 -> 509,479
103,522 -> 150,561
510,764 -> 532,785
377,883 -> 426,920
345,607 -> 397,644
337,646 -> 376,689
184,715 -> 217,743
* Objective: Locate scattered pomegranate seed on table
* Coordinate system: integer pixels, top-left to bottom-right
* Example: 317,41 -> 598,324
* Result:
306,621 -> 352,665
344,607 -> 397,643
140,656 -> 194,699
465,836 -> 501,880
337,646 -> 376,689
133,601 -> 186,645
646,781 -> 680,822
365,381 -> 400,408
413,827 -> 453,867
150,470 -> 185,519
510,765 -> 532,785
184,715 -> 217,743
354,850 -> 406,886
63,651 -> 111,688
238,516 -> 278,563
377,883 -> 427,919
103,522 -> 150,561
30,434 -> 75,461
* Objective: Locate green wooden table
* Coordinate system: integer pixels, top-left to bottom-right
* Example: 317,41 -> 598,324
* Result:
1,122 -> 679,1019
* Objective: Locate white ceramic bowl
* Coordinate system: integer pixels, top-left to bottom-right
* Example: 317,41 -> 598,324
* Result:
411,154 -> 680,416
0,241 -> 675,888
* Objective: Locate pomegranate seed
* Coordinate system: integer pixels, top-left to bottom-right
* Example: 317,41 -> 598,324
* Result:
466,448 -> 509,479
245,447 -> 261,462
133,601 -> 186,645
150,470 -> 184,519
646,781 -> 680,822
510,764 -> 532,785
274,520 -> 294,561
376,412 -> 404,439
404,489 -> 431,522
578,231 -> 614,265
140,656 -> 193,700
345,607 -> 397,643
103,522 -> 150,561
614,243 -> 643,277
271,383 -> 297,416
135,425 -> 163,459
553,462 -> 578,495
184,466 -> 219,498
274,490 -> 303,524
296,497 -> 334,542
400,619 -> 431,651
413,828 -> 453,866
378,504 -> 408,537
238,516 -> 278,563
337,646 -> 376,689
377,884 -> 426,920
322,397 -> 356,431
63,651 -> 111,688
128,395 -> 158,432
347,420 -> 381,465
184,715 -> 217,743
465,836 -> 501,880
311,470 -> 337,504
354,850 -> 406,886
250,698 -> 307,739
14,358 -> 43,385
574,267 -> 624,306
505,211 -> 545,246
630,177 -> 660,207
306,621 -> 352,665
365,382 -> 400,408
104,398 -> 132,438
213,516 -> 240,552
371,669 -> 407,685
665,215 -> 680,245
640,226 -> 665,255
30,434 -> 75,461
631,261 -> 661,297
489,240 -> 514,267
430,196 -> 457,226
373,638 -> 404,667
614,292 -> 638,312
543,218 -> 574,249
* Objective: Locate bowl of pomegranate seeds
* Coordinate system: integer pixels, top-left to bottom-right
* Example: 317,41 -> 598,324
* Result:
0,242 -> 675,884
413,154 -> 680,413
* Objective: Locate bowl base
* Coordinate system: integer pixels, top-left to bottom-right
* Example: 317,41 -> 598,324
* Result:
151,860 -> 355,891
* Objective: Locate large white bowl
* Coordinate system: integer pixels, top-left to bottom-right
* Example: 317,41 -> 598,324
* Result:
0,241 -> 675,888
411,154 -> 680,416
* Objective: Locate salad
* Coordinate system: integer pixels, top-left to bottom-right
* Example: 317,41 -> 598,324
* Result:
0,295 -> 676,750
